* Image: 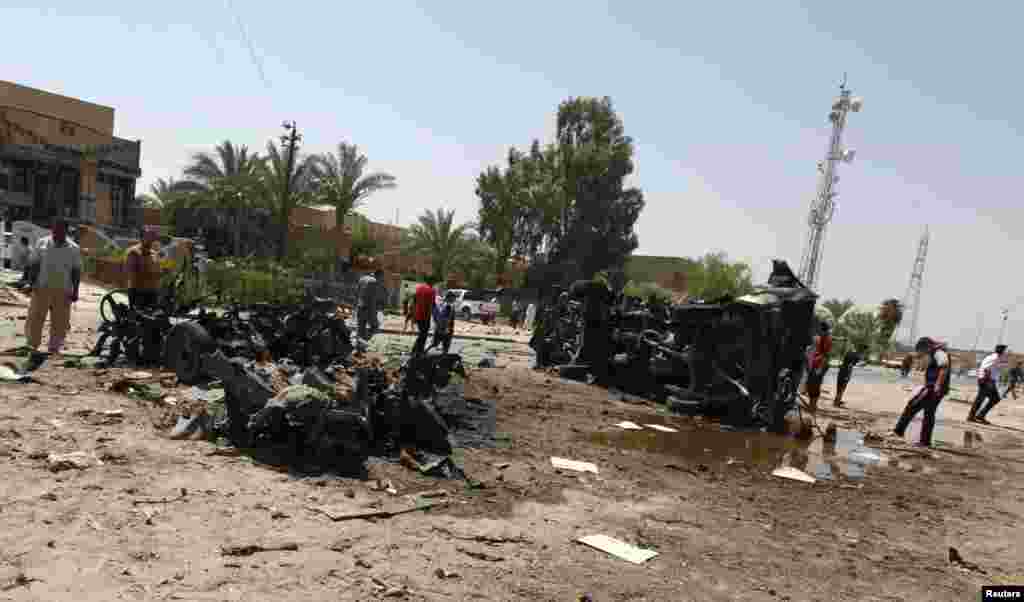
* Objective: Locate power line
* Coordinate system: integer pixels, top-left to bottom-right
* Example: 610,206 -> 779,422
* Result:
225,0 -> 269,88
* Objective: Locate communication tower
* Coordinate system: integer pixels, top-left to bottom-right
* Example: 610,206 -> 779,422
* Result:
896,226 -> 929,346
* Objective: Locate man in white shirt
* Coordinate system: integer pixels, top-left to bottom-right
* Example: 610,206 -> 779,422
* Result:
354,269 -> 383,350
25,219 -> 81,354
968,344 -> 1008,424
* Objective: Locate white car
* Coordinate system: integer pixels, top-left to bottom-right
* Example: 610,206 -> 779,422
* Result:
447,289 -> 499,322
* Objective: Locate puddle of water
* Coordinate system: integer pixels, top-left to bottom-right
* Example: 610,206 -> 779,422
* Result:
590,420 -> 902,481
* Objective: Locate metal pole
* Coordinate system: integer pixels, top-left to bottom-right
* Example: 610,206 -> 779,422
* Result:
998,309 -> 1009,345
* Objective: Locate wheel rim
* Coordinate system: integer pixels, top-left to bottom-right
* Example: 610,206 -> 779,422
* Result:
100,290 -> 131,324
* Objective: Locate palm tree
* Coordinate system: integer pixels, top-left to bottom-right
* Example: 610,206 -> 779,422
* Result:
260,139 -> 317,259
404,208 -> 469,282
140,177 -> 206,208
309,142 -> 396,229
184,141 -> 262,185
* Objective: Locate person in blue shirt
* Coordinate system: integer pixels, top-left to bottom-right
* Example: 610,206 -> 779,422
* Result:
432,291 -> 457,353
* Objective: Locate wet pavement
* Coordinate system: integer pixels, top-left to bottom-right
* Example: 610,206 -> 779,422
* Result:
588,416 -> 958,481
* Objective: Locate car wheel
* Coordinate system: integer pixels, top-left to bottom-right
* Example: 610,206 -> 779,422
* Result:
461,307 -> 472,321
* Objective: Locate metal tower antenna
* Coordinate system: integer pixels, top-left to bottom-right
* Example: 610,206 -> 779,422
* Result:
896,226 -> 930,346
797,80 -> 864,291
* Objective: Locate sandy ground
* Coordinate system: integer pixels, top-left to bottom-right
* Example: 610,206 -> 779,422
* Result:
1,275 -> 1023,601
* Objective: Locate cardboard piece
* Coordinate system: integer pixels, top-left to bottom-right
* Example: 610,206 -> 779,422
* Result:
644,424 -> 678,433
771,466 -> 816,484
551,457 -> 599,474
614,421 -> 643,430
577,534 -> 658,564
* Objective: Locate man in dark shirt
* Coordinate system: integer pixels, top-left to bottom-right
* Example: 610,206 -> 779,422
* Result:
832,346 -> 864,407
1003,361 -> 1022,400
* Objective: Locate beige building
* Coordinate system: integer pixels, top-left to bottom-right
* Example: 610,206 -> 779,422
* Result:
0,80 -> 141,228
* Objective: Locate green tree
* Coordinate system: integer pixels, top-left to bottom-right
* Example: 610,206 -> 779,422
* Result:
310,142 -> 396,229
403,208 -> 469,283
876,298 -> 904,357
822,298 -> 856,322
457,235 -> 498,290
475,148 -> 537,277
350,219 -> 381,261
184,141 -> 263,185
259,131 -> 316,259
689,252 -> 753,300
841,310 -> 881,356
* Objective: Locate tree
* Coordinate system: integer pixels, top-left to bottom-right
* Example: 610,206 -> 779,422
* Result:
184,141 -> 263,185
457,235 -> 498,290
403,208 -> 469,283
475,148 -> 537,277
689,252 -> 753,300
842,310 -> 881,356
822,298 -> 856,322
876,298 -> 905,357
310,142 -> 396,229
259,126 -> 316,259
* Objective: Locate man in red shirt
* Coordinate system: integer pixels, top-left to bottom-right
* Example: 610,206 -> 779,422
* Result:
805,321 -> 833,412
411,278 -> 437,355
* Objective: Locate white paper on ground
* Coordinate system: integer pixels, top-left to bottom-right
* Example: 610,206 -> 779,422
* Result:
550,457 -> 599,474
644,424 -> 678,433
771,466 -> 816,484
577,534 -> 658,564
614,421 -> 643,430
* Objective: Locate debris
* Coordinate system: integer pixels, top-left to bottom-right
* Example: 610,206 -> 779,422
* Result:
328,536 -> 363,553
418,490 -> 448,499
771,466 -> 816,484
644,423 -> 678,433
168,415 -> 210,440
399,447 -> 421,471
0,365 -> 32,382
614,421 -> 643,430
577,534 -> 658,565
457,546 -> 505,562
220,542 -> 299,556
132,489 -> 188,505
492,462 -> 511,470
39,492 -> 58,501
1,573 -> 41,591
308,500 -> 448,522
948,546 -> 986,574
46,451 -> 98,471
355,558 -> 373,569
386,481 -> 398,495
551,456 -> 599,474
127,371 -> 153,380
434,567 -> 460,579
431,526 -> 531,545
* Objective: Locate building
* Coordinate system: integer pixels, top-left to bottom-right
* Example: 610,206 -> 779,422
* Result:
0,80 -> 141,228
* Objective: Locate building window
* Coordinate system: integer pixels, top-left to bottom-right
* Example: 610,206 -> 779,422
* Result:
60,122 -> 76,136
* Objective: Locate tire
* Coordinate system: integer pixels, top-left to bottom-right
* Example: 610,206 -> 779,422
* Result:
99,289 -> 133,324
461,307 -> 472,321
164,321 -> 215,385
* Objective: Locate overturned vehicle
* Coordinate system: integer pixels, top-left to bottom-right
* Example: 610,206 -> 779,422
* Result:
535,260 -> 818,433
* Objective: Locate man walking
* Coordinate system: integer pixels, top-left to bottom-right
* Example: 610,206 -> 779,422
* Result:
355,269 -> 384,350
432,291 -> 457,354
893,337 -> 951,447
1004,361 -> 1023,400
832,345 -> 864,408
25,219 -> 81,355
969,344 -> 1009,424
411,277 -> 436,356
125,226 -> 163,310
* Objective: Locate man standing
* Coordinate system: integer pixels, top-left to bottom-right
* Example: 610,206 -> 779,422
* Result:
893,337 -> 951,447
832,345 -> 864,408
411,277 -> 436,356
804,322 -> 833,412
355,269 -> 384,350
969,344 -> 1009,424
25,219 -> 81,355
12,237 -> 31,286
432,291 -> 457,354
1004,361 -> 1023,400
125,226 -> 163,310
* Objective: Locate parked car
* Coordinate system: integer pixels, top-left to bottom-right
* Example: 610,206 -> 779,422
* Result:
447,289 -> 499,322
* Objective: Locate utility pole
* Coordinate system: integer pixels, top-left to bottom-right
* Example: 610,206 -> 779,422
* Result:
797,76 -> 863,291
278,121 -> 301,260
998,308 -> 1009,346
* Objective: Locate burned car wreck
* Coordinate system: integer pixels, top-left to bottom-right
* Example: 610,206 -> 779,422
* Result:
532,260 -> 818,432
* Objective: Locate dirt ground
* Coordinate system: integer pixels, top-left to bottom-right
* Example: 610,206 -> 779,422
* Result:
2,277 -> 1023,601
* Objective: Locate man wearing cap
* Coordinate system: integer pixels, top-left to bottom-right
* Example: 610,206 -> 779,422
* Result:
24,219 -> 81,354
432,290 -> 457,354
125,226 -> 163,310
893,337 -> 951,447
968,344 -> 1009,424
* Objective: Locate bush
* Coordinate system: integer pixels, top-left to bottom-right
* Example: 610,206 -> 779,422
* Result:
203,258 -> 303,305
623,281 -> 673,304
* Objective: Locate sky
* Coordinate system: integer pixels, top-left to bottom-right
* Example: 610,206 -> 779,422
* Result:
3,1 -> 1023,351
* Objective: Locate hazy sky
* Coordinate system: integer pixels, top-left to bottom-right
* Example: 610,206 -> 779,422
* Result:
4,2 -> 1022,350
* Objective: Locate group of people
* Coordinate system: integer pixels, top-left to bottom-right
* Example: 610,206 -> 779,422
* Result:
803,321 -> 867,412
399,277 -> 456,356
